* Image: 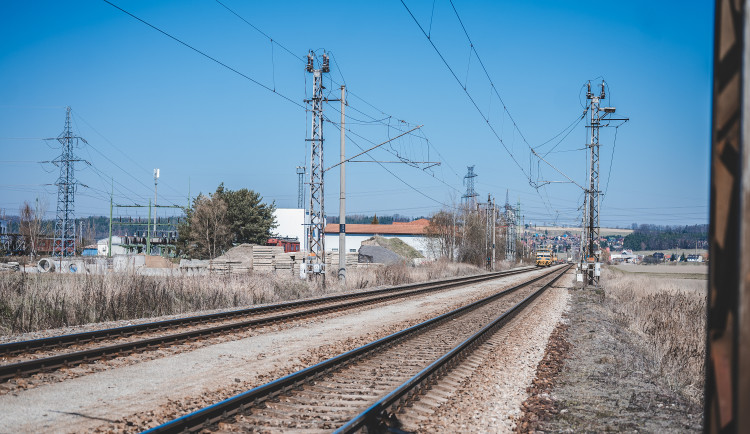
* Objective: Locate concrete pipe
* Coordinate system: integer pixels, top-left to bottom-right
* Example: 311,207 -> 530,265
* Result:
37,258 -> 55,273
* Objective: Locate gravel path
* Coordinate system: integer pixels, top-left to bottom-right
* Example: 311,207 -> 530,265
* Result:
397,270 -> 572,433
0,269 -> 549,433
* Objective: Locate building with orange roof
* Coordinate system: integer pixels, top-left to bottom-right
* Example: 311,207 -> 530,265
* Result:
323,218 -> 432,258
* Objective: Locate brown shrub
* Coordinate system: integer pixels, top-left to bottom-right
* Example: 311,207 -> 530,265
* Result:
601,268 -> 706,404
0,260 -> 486,335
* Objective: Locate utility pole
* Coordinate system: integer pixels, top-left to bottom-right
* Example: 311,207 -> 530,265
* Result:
516,197 -> 521,257
296,166 -> 305,209
52,106 -> 86,257
578,195 -> 586,280
147,199 -> 152,255
451,210 -> 456,262
154,169 -> 159,206
484,193 -> 492,270
108,178 -> 113,258
505,190 -> 516,261
584,81 -> 603,285
583,80 -> 625,285
338,85 -> 346,282
304,50 -> 329,285
491,196 -> 496,270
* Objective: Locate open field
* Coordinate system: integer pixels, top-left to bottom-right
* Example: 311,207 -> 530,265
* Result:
612,263 -> 708,281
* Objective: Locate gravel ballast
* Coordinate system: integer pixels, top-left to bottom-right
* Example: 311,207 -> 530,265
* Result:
399,272 -> 572,433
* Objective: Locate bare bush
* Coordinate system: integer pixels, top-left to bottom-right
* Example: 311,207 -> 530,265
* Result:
601,268 -> 706,404
426,204 -> 508,267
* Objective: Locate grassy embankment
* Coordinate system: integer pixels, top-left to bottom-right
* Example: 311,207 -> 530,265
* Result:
602,266 -> 706,404
0,260 -> 483,335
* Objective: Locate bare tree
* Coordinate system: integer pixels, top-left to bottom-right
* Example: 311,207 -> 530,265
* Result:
83,219 -> 97,248
189,193 -> 231,259
425,209 -> 457,260
457,205 -> 487,267
427,203 -> 500,267
19,199 -> 46,258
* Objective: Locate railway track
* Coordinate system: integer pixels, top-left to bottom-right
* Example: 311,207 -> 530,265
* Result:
0,267 -> 535,382
146,264 -> 570,433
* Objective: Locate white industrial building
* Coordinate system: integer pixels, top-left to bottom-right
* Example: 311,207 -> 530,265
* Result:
323,219 -> 432,258
272,208 -> 306,243
270,210 -> 433,258
97,236 -> 127,256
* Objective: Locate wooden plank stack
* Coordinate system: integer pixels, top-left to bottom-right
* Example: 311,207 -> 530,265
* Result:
210,243 -> 254,274
253,246 -> 284,272
326,252 -> 358,269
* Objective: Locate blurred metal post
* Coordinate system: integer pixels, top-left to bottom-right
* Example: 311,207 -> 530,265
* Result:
339,85 -> 346,282
706,0 -> 749,432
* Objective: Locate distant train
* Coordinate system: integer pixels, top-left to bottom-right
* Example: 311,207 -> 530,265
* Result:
266,237 -> 301,253
535,248 -> 555,267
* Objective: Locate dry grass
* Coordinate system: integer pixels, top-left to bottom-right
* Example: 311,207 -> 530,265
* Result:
601,267 -> 706,404
0,260 -> 484,335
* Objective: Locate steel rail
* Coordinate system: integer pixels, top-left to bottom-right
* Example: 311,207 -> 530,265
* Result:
337,264 -> 571,433
144,265 -> 566,434
0,268 -> 534,382
0,267 -> 533,358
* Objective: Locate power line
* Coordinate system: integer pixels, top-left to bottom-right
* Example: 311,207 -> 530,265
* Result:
212,0 -> 462,211
399,0 -> 532,184
103,0 -> 305,111
213,0 -> 430,143
538,110 -> 587,158
323,116 -> 461,195
602,125 -> 620,204
400,0 -> 594,221
342,130 -> 449,208
71,110 -> 186,203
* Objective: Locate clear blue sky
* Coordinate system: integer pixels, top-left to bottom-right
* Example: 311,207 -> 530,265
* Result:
0,0 -> 712,227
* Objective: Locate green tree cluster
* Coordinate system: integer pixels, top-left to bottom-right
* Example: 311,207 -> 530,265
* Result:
177,183 -> 276,259
623,224 -> 708,251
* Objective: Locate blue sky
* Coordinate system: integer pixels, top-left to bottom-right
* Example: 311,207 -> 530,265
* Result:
0,0 -> 712,227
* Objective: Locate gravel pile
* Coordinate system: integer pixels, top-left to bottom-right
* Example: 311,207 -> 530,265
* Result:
358,245 -> 404,264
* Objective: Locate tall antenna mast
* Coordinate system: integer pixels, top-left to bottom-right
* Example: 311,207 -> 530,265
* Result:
296,166 -> 306,209
304,50 -> 329,285
52,107 -> 86,257
462,165 -> 478,208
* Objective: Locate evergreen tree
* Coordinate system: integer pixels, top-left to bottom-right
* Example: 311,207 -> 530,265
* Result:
177,183 -> 276,258
214,184 -> 277,245
371,214 -> 379,224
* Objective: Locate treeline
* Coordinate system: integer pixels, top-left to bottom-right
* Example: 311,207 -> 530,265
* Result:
623,224 -> 708,251
176,183 -> 275,259
326,214 -> 422,225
